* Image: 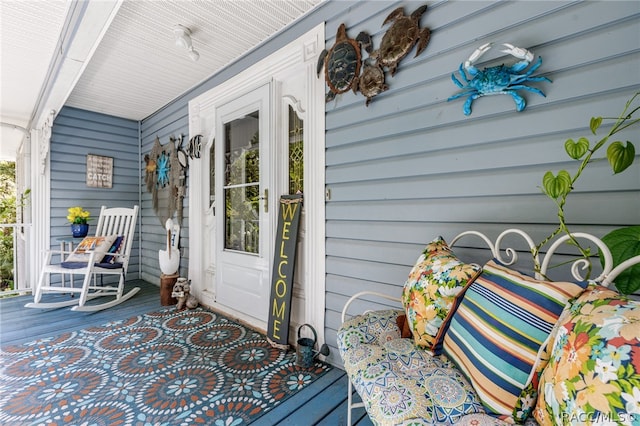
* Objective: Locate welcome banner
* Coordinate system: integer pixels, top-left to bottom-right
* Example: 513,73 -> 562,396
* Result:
267,194 -> 303,348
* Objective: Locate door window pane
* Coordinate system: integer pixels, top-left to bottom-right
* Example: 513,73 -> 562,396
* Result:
288,106 -> 303,194
224,112 -> 260,253
224,185 -> 259,253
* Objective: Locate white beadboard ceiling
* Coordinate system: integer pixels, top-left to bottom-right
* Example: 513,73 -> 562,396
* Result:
0,0 -> 322,160
0,0 -> 69,159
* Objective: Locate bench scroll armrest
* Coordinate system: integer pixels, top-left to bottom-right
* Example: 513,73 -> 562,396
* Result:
341,291 -> 402,324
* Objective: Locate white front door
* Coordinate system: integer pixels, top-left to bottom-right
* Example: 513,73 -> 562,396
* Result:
214,84 -> 271,324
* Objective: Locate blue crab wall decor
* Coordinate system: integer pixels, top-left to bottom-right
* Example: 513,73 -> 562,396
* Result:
448,42 -> 552,115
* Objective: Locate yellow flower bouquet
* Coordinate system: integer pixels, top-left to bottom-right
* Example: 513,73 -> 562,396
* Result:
67,206 -> 91,224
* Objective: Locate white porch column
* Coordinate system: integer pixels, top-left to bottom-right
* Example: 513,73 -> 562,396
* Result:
28,111 -> 54,289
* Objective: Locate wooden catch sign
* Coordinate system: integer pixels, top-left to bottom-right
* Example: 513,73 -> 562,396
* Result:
267,194 -> 303,347
86,154 -> 113,188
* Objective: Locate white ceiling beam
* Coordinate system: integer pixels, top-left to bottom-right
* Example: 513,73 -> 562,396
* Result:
30,0 -> 123,131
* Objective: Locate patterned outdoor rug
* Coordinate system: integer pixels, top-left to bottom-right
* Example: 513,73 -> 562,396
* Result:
0,307 -> 331,425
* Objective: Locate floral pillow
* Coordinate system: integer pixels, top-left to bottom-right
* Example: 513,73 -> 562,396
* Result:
62,235 -> 117,267
401,236 -> 481,350
534,284 -> 640,426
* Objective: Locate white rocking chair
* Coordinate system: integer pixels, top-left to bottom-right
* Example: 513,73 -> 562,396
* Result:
26,205 -> 140,312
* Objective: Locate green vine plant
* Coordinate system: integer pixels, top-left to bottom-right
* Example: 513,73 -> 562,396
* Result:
535,92 -> 640,294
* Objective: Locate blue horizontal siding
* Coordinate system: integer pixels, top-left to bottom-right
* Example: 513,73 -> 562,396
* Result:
50,107 -> 140,283
322,0 -> 640,367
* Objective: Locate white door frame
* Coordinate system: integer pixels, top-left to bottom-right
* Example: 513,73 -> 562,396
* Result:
188,23 -> 325,343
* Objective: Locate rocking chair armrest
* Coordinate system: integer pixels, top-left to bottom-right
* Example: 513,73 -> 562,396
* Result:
43,248 -> 74,256
98,251 -> 129,267
105,252 -> 128,259
87,250 -> 131,264
43,248 -> 75,262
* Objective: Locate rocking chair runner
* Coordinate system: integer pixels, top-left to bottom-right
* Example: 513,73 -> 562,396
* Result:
25,205 -> 140,312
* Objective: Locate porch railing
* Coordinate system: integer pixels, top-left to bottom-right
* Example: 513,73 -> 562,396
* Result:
0,223 -> 31,296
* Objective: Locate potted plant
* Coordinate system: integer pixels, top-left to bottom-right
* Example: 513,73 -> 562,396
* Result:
537,92 -> 639,294
67,206 -> 91,238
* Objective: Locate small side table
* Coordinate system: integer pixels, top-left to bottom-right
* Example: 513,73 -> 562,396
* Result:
55,236 -> 86,289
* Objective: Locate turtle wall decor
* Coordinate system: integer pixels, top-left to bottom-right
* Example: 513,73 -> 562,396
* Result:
318,4 -> 431,107
355,33 -> 389,107
374,4 -> 431,76
317,23 -> 370,102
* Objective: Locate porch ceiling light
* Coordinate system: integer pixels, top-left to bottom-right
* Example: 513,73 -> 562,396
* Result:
173,24 -> 200,62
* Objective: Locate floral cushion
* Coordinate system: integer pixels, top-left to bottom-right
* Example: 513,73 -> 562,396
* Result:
534,285 -> 640,426
338,310 -> 486,425
337,309 -> 404,356
453,413 -> 540,425
443,259 -> 588,423
401,237 -> 481,351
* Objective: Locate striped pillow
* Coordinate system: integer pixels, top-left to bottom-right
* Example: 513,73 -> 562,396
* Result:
442,259 -> 587,422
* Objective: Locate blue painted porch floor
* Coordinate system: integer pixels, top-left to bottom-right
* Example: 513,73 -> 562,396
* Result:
0,280 -> 372,425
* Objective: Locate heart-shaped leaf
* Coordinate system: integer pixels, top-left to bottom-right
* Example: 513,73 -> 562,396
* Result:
590,116 -> 602,134
564,137 -> 589,160
600,226 -> 640,294
542,170 -> 572,199
607,141 -> 635,174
